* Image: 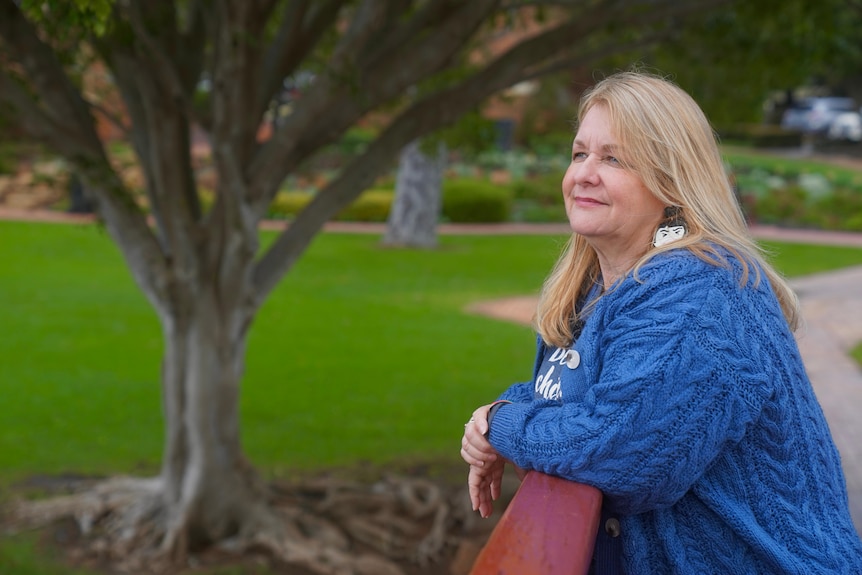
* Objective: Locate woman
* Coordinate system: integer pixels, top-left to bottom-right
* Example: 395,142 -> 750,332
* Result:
460,71 -> 862,574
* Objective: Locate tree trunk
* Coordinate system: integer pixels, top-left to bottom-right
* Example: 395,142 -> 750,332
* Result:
382,140 -> 446,248
156,267 -> 277,556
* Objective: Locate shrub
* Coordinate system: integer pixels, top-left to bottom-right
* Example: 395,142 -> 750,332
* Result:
818,188 -> 862,231
753,186 -> 808,226
845,212 -> 862,232
442,178 -> 512,223
734,169 -> 777,200
267,189 -> 393,222
797,173 -> 832,202
268,191 -> 312,219
336,189 -> 393,222
521,130 -> 575,158
510,173 -> 562,204
509,173 -> 566,223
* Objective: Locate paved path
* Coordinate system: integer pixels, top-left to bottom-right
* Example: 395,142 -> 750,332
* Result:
3,207 -> 862,532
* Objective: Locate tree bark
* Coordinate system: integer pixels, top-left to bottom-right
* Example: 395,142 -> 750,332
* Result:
382,140 -> 446,248
155,256 -> 275,556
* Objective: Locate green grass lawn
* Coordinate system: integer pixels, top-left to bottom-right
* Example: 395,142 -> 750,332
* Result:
757,240 -> 862,277
2,221 -> 862,487
2,220 -> 862,574
0,221 -> 567,485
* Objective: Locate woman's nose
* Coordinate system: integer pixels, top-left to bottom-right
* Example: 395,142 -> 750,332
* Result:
574,154 -> 599,185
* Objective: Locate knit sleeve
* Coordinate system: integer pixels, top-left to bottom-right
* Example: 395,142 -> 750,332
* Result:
488,259 -> 778,515
496,381 -> 534,404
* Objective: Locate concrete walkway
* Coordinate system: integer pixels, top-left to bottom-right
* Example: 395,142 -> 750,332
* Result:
3,207 -> 862,531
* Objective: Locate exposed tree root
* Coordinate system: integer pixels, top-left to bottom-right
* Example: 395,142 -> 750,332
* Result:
3,473 -> 477,575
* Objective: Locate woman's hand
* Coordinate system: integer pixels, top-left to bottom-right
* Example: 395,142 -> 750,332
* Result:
460,404 -> 498,468
468,458 -> 506,518
461,404 -> 508,517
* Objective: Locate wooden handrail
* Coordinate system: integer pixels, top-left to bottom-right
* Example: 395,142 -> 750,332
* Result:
470,472 -> 603,575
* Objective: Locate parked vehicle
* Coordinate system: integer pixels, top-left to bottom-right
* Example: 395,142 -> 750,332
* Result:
780,97 -> 858,135
827,111 -> 862,142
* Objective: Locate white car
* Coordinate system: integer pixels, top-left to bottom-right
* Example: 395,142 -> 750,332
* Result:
827,111 -> 862,142
781,97 -> 858,135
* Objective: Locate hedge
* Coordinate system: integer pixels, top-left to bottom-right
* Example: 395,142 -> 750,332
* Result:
334,189 -> 392,222
267,189 -> 394,222
442,178 -> 512,223
265,180 -> 514,224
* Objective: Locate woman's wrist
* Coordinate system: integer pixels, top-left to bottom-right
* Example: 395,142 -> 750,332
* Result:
485,400 -> 512,437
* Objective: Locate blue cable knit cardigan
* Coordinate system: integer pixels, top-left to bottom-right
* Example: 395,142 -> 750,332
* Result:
488,247 -> 862,574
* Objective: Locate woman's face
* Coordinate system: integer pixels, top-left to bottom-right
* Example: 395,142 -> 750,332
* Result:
562,105 -> 665,252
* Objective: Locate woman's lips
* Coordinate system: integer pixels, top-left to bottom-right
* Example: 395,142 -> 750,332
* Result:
573,196 -> 606,207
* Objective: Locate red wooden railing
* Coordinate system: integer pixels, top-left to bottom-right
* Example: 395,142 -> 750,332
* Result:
470,472 -> 603,575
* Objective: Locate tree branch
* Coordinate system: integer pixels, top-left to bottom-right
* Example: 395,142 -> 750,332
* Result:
257,0 -> 310,114
210,0 -> 269,164
202,0 -> 277,253
93,10 -> 204,268
0,68 -> 85,151
328,0 -> 391,68
358,1 -> 500,105
251,75 -> 483,298
175,0 -> 207,94
125,0 -> 188,107
0,0 -> 102,151
475,0 -> 731,86
256,0 -> 346,119
0,43 -> 170,308
88,101 -> 131,139
247,0 -> 499,216
251,0 -> 733,298
357,0 -> 469,71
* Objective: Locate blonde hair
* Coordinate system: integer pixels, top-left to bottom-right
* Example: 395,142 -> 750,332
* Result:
536,71 -> 800,347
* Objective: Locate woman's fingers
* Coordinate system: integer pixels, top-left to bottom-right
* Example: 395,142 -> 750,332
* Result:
468,460 -> 506,518
461,416 -> 498,468
462,403 -> 507,517
460,445 -> 483,467
471,406 -> 492,436
468,466 -> 493,516
468,468 -> 479,509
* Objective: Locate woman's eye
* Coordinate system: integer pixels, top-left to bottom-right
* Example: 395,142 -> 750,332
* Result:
572,152 -> 587,161
605,155 -> 620,165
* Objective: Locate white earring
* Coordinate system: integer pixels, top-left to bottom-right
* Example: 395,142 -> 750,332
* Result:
654,206 -> 687,247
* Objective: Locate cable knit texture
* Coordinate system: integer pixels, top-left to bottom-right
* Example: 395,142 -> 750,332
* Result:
489,248 -> 862,574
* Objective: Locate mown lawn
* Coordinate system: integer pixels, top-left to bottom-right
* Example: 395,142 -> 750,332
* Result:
3,221 -> 862,486
0,221 -> 565,485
